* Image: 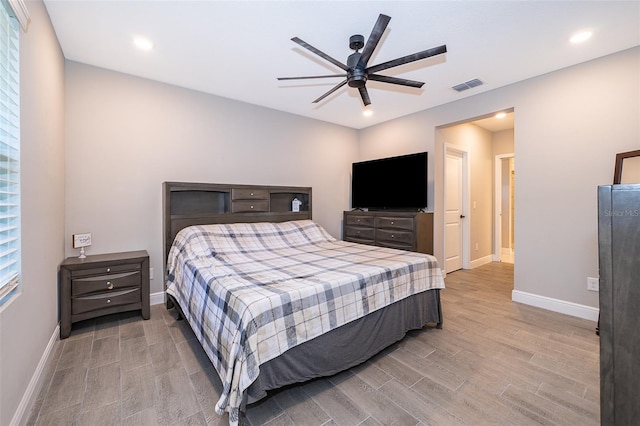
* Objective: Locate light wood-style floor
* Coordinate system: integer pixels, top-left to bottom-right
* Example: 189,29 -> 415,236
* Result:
27,262 -> 600,425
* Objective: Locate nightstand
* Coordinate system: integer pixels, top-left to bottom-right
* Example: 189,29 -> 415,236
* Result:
59,250 -> 150,339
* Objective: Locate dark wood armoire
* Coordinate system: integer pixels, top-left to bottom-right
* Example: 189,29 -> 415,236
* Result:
598,184 -> 640,425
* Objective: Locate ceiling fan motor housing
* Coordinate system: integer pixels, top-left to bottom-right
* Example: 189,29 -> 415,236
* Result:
347,52 -> 367,88
349,34 -> 365,50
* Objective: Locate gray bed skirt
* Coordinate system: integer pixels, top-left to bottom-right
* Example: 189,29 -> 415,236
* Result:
244,289 -> 442,407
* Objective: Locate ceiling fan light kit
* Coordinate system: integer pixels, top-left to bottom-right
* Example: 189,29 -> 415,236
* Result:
278,14 -> 447,107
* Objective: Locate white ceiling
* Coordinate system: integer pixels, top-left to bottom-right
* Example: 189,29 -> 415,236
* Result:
43,1 -> 639,130
472,111 -> 514,132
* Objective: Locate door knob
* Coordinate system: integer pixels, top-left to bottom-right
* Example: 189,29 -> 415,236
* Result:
460,215 -> 466,218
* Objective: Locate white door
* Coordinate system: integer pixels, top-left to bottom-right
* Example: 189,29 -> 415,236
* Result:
445,151 -> 464,273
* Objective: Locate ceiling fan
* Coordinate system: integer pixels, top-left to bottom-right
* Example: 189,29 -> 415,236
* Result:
277,14 -> 447,107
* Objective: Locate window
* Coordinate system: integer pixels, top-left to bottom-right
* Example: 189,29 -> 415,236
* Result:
0,0 -> 20,305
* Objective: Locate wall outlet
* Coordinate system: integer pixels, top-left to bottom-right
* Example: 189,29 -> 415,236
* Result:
587,277 -> 599,292
475,242 -> 479,251
150,268 -> 154,280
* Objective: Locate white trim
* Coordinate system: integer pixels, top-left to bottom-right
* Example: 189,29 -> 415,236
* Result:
150,291 -> 165,306
512,290 -> 599,321
469,254 -> 493,269
6,0 -> 29,30
11,325 -> 59,426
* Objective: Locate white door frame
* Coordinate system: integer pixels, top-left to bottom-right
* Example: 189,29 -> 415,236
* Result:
444,144 -> 470,271
494,153 -> 514,261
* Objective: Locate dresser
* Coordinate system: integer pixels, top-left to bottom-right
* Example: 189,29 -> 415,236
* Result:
59,250 -> 150,339
343,210 -> 433,254
598,184 -> 640,424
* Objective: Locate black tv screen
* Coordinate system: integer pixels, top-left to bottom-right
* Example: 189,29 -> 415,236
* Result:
352,152 -> 427,210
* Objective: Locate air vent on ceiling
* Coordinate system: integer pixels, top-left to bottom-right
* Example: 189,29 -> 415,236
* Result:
452,78 -> 484,92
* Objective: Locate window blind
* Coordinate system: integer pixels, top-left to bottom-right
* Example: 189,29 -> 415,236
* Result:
0,0 -> 20,304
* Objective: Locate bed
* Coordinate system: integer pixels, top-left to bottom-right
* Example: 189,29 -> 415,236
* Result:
163,182 -> 445,425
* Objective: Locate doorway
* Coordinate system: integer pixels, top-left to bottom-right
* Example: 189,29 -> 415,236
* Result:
495,154 -> 515,263
437,110 -> 515,277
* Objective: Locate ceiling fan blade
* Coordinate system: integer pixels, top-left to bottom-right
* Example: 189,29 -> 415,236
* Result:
368,74 -> 424,88
358,86 -> 371,106
367,45 -> 447,74
291,37 -> 349,71
358,14 -> 391,68
278,74 -> 347,81
312,79 -> 348,103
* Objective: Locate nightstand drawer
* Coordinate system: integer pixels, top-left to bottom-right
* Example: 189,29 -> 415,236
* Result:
376,216 -> 414,231
72,288 -> 141,315
231,188 -> 269,200
232,200 -> 269,212
344,226 -> 375,241
345,215 -> 375,227
72,271 -> 141,297
71,262 -> 141,279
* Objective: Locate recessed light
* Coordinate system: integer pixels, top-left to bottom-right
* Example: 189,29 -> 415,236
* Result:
133,36 -> 154,51
570,31 -> 592,44
495,112 -> 507,119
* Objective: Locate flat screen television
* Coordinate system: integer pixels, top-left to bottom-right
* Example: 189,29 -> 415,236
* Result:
351,152 -> 427,210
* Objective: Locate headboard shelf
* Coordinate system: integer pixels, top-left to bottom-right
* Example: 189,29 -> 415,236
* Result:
163,181 -> 312,278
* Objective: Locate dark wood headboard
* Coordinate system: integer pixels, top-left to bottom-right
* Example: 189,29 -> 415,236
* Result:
162,181 -> 312,283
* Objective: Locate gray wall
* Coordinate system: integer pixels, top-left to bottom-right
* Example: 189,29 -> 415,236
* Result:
0,1 -> 65,424
64,62 -> 359,296
359,46 -> 640,311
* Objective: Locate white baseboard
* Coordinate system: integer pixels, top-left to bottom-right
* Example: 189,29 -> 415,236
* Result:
512,290 -> 599,321
11,325 -> 60,426
470,255 -> 493,269
150,291 -> 165,306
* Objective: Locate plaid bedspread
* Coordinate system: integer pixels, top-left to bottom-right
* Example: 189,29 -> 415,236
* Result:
166,220 -> 444,424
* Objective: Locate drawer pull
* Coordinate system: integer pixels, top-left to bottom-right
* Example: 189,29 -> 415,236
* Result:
250,192 -> 254,196
391,234 -> 395,238
391,221 -> 394,225
106,299 -> 111,304
106,268 -> 111,273
250,205 -> 254,209
106,281 -> 113,290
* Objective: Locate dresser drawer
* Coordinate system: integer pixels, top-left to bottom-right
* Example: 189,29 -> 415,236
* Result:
72,288 -> 141,315
71,262 -> 141,279
376,216 -> 414,231
376,229 -> 414,246
344,226 -> 375,241
72,271 -> 141,297
377,240 -> 414,251
232,200 -> 269,213
345,214 -> 375,227
231,188 -> 269,200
